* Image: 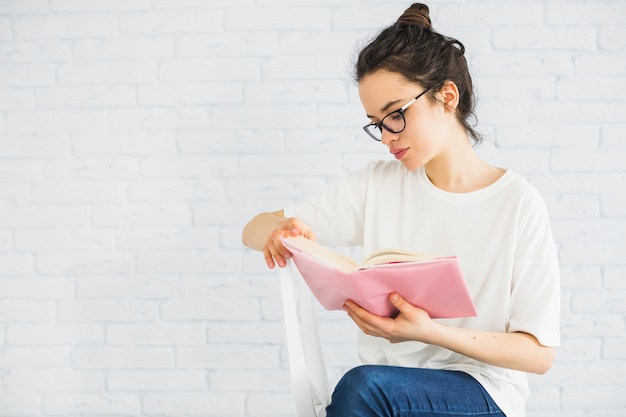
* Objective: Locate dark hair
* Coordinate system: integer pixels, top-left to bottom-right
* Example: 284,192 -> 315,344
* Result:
355,3 -> 482,144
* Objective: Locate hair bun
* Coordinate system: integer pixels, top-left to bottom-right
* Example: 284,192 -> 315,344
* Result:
397,3 -> 432,30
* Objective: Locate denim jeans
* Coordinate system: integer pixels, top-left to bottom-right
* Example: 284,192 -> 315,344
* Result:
326,365 -> 506,417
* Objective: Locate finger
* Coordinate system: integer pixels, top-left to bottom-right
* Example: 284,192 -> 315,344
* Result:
266,240 -> 288,268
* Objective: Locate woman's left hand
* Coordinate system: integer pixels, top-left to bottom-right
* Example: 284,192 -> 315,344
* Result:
343,293 -> 440,344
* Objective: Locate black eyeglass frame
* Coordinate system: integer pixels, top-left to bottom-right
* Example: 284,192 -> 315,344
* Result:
362,87 -> 431,142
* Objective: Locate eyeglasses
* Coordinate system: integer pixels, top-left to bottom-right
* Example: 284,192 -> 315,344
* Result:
362,88 -> 431,142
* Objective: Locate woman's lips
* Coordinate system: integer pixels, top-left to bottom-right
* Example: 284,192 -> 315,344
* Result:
391,147 -> 408,160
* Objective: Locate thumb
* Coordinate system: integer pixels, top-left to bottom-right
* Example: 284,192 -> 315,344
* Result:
389,293 -> 408,310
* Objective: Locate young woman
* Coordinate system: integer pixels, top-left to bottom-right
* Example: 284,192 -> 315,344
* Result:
242,3 -> 560,416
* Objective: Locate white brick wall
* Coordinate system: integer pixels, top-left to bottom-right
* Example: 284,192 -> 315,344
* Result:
0,1 -> 624,416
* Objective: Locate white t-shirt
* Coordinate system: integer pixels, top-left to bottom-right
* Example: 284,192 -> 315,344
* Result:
285,160 -> 561,417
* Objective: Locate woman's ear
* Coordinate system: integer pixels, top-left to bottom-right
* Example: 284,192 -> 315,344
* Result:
439,80 -> 460,112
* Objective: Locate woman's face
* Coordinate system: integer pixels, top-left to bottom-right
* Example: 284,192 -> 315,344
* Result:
358,70 -> 452,171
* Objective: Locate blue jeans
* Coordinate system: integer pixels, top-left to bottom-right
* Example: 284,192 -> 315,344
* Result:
326,365 -> 506,417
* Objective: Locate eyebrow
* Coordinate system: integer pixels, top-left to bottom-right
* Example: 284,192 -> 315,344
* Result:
366,99 -> 403,119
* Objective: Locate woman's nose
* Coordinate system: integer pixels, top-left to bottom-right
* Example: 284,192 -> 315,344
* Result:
380,129 -> 398,145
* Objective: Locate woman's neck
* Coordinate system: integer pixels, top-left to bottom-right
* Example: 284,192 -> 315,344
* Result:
424,135 -> 504,193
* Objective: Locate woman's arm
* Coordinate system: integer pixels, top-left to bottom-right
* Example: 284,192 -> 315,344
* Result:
344,293 -> 555,375
242,210 -> 316,268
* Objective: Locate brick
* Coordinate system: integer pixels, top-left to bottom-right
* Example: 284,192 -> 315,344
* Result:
560,312 -> 624,337
224,7 -> 331,30
106,323 -> 206,345
3,370 -> 104,393
0,0 -> 48,14
531,101 -> 626,124
35,85 -> 136,108
572,290 -> 626,314
32,180 -> 127,203
51,0 -> 149,11
604,338 -> 626,359
605,267 -> 626,290
560,267 -> 602,290
73,36 -> 173,60
71,346 -> 175,369
0,395 -> 41,416
575,52 -> 626,75
109,107 -> 210,130
108,371 -> 207,391
557,76 -> 626,100
0,253 -> 33,276
43,157 -> 139,180
13,229 -> 114,252
57,61 -> 158,85
0,40 -> 72,62
58,300 -> 159,322
128,179 -> 224,202
177,345 -> 280,369
140,155 -> 238,178
76,275 -> 177,299
136,250 -> 241,274
143,393 -> 245,416
0,135 -> 71,157
91,203 -> 191,227
0,277 -> 74,299
0,205 -> 89,228
546,1 -> 626,25
42,394 -> 141,416
13,15 -> 117,39
438,2 -> 543,27
72,132 -> 176,156
496,125 -> 599,148
563,384 -> 626,408
601,193 -> 626,218
177,129 -> 284,154
7,109 -> 107,134
116,226 -> 217,251
0,17 -> 10,40
551,149 -> 626,172
0,63 -> 56,86
7,323 -> 103,345
471,52 -> 574,76
474,76 -> 556,100
492,26 -> 596,51
209,322 -> 283,344
263,55 -> 349,80
246,392 -> 294,415
0,88 -> 33,110
120,9 -> 222,34
36,252 -> 135,275
238,153 -> 341,176
176,32 -> 280,57
599,25 -> 626,50
160,58 -> 260,82
209,369 -> 289,392
178,273 -> 278,300
601,125 -> 626,148
0,347 -> 71,368
138,82 -> 243,106
161,297 -> 260,321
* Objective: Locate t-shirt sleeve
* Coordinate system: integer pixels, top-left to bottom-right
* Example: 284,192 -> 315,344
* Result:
508,188 -> 561,347
284,163 -> 374,247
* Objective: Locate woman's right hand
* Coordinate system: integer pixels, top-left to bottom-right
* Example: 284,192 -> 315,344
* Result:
263,216 -> 316,269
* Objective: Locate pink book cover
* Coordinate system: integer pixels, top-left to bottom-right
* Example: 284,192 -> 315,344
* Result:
282,237 -> 477,319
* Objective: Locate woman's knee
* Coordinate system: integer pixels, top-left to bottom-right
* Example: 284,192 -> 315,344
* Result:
327,365 -> 392,417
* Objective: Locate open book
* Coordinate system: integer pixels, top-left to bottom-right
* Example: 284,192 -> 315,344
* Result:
281,235 -> 477,319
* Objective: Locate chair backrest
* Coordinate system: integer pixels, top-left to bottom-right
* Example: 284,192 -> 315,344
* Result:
279,260 -> 332,417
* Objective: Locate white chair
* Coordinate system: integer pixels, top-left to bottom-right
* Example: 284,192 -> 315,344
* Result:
279,259 -> 332,417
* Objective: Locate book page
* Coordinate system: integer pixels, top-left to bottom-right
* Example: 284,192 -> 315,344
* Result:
361,249 -> 438,268
283,235 -> 360,272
